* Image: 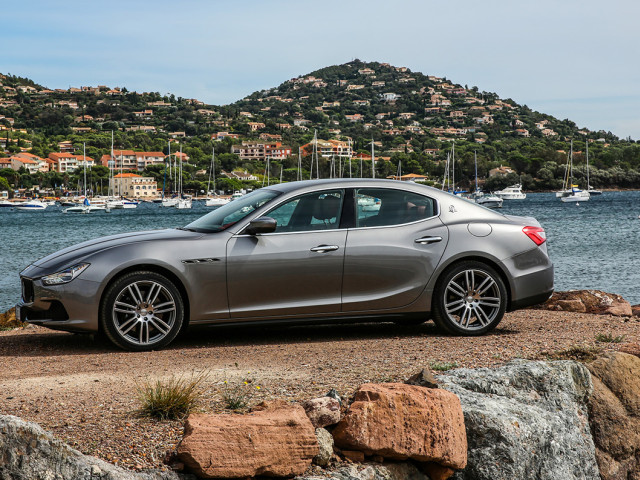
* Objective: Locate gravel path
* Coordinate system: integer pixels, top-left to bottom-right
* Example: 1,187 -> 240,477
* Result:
1,310 -> 639,472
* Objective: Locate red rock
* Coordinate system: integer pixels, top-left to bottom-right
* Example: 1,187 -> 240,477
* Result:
632,305 -> 640,317
423,462 -> 456,480
332,383 -> 467,470
342,450 -> 365,463
588,352 -> 640,480
176,401 -> 318,478
302,396 -> 341,428
538,290 -> 632,316
618,342 -> 640,358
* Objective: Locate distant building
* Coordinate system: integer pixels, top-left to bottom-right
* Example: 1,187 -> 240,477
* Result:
110,173 -> 157,198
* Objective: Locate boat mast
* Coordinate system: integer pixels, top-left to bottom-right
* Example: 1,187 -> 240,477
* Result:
207,146 -> 214,196
586,141 -> 590,190
83,143 -> 87,198
452,141 -> 455,193
109,131 -> 114,198
371,137 -> 375,178
348,138 -> 352,178
569,139 -> 573,189
474,150 -> 478,192
297,147 -> 302,181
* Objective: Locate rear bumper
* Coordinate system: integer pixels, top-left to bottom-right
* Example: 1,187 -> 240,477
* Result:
501,248 -> 554,311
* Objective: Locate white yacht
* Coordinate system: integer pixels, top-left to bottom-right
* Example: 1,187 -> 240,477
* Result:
493,184 -> 526,200
15,200 -> 47,211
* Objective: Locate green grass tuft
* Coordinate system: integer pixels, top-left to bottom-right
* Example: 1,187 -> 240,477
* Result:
595,332 -> 626,344
429,361 -> 459,372
136,371 -> 208,420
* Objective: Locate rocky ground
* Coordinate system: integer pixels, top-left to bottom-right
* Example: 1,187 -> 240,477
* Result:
1,309 -> 639,473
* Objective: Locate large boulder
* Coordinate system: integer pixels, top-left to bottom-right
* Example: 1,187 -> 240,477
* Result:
587,352 -> 640,480
295,462 -> 430,480
0,414 -> 177,480
538,290 -> 632,316
332,383 -> 467,472
438,360 -> 600,480
176,401 -> 318,478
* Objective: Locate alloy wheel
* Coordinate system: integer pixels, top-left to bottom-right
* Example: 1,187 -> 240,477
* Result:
442,268 -> 502,331
111,280 -> 177,346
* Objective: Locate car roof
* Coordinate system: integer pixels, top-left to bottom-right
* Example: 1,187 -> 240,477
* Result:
265,178 -> 439,195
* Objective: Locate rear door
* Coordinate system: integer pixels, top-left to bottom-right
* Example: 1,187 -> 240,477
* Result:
342,188 -> 449,312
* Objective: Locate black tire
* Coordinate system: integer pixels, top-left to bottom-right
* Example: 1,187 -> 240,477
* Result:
432,261 -> 507,336
100,271 -> 185,351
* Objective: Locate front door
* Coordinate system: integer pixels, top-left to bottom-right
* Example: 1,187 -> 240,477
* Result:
226,189 -> 346,318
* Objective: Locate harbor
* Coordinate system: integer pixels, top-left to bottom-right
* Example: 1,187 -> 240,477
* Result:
1,189 -> 639,312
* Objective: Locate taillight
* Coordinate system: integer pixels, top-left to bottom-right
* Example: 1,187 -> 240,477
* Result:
523,226 -> 546,246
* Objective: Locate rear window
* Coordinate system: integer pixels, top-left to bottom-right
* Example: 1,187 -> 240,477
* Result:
356,188 -> 436,227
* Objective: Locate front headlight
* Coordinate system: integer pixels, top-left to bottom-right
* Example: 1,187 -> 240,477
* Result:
41,263 -> 90,286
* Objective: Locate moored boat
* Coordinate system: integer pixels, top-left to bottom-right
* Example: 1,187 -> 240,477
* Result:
493,184 -> 526,200
15,200 -> 47,211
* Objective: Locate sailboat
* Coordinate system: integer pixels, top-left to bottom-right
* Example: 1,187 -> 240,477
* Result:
162,142 -> 179,207
205,147 -> 229,207
470,151 -> 503,208
64,144 -> 108,213
175,145 -> 192,209
559,140 -> 589,203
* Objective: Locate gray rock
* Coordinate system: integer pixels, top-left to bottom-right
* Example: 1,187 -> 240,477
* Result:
296,462 -> 429,480
404,368 -> 439,388
0,414 -> 180,480
314,428 -> 334,467
438,360 -> 600,480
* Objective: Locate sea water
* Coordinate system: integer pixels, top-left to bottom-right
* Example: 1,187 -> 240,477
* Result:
1,191 -> 639,312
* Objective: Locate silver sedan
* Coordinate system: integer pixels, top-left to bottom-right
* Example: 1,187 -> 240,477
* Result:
17,179 -> 553,351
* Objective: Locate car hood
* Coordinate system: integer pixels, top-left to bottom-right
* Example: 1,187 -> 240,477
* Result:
31,228 -> 202,271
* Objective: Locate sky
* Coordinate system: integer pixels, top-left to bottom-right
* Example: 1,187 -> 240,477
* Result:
3,0 -> 640,139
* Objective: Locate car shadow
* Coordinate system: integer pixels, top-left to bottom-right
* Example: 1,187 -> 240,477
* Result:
0,319 -> 517,357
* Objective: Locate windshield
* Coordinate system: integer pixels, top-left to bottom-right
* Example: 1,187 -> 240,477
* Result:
184,189 -> 282,233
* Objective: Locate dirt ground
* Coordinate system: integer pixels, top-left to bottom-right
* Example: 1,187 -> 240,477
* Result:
1,310 -> 638,472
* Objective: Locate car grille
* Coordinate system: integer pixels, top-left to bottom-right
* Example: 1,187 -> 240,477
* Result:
21,278 -> 34,303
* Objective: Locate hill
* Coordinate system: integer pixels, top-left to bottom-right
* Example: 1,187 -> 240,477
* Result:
1,61 -> 640,195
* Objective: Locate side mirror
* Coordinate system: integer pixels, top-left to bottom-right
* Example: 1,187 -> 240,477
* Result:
244,216 -> 277,235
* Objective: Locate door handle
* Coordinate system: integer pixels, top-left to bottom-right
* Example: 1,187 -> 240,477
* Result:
310,245 -> 339,253
414,236 -> 443,245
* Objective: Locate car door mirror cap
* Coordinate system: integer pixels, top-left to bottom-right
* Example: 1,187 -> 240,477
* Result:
244,216 -> 277,235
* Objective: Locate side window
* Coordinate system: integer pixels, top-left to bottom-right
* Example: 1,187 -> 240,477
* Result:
266,190 -> 344,233
356,189 -> 435,227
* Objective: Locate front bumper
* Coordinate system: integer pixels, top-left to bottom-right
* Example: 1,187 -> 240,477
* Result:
17,274 -> 102,333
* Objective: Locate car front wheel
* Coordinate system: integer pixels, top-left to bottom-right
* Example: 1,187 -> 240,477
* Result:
100,271 -> 184,351
432,261 -> 507,335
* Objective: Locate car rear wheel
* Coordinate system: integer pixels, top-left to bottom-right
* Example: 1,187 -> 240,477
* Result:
432,261 -> 507,335
100,271 -> 184,351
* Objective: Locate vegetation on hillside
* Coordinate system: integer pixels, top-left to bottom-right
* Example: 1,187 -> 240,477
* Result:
1,61 -> 639,195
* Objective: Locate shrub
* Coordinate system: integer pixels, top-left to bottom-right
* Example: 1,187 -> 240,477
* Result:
136,371 -> 208,420
595,332 -> 626,344
430,361 -> 459,372
221,376 -> 262,410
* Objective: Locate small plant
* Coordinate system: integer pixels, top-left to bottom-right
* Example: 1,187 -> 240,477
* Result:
221,374 -> 262,410
430,361 -> 459,372
595,332 -> 626,344
544,344 -> 603,362
136,371 -> 208,420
